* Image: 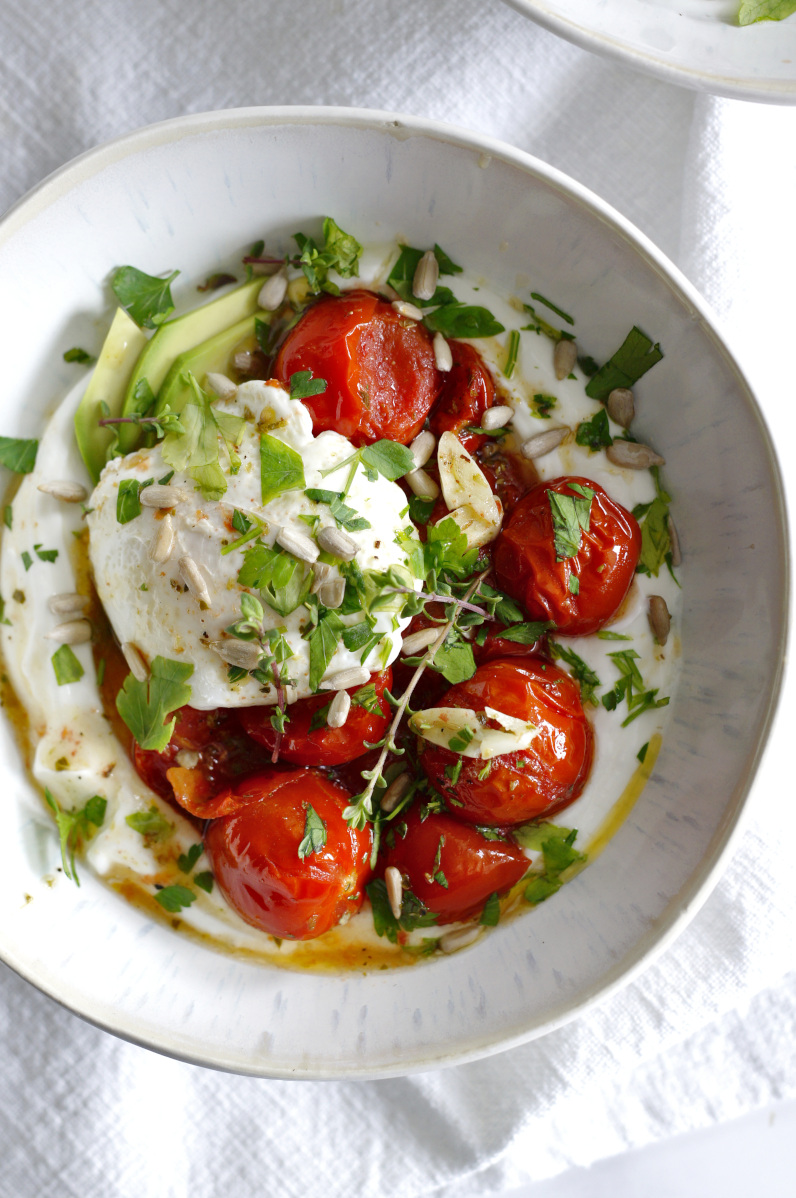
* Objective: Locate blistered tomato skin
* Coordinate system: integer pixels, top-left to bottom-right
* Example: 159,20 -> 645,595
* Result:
204,769 -> 372,940
382,807 -> 528,924
273,289 -> 441,445
493,476 -> 641,637
419,658 -> 593,826
429,341 -> 496,453
238,669 -> 393,767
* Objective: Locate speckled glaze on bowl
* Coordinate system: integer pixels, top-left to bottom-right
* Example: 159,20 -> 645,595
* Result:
501,0 -> 796,104
0,108 -> 787,1079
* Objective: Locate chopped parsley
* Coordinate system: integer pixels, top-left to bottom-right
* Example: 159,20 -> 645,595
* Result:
0,436 -> 38,474
115,656 -> 193,751
63,346 -> 96,364
51,644 -> 85,686
550,642 -> 600,706
110,265 -> 179,329
548,484 -> 594,560
297,803 -> 327,859
154,885 -> 196,913
43,790 -> 106,885
259,432 -> 306,505
585,326 -> 663,402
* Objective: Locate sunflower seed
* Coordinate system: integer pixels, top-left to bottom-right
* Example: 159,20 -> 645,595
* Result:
175,749 -> 200,769
606,441 -> 665,469
433,332 -> 453,373
213,639 -> 261,670
553,339 -> 577,380
412,250 -> 439,302
48,592 -> 88,617
318,577 -> 346,609
667,516 -> 682,567
326,689 -> 351,729
149,514 -> 175,563
205,372 -> 238,402
320,665 -> 370,692
232,350 -> 255,373
439,925 -> 482,954
481,405 -> 513,431
648,595 -> 671,646
37,480 -> 88,503
521,426 -> 568,460
409,430 -> 435,470
316,525 -> 357,561
310,561 -> 334,594
381,772 -> 411,814
606,387 -> 635,428
258,270 -> 288,311
44,618 -> 91,645
178,555 -> 212,606
405,468 -> 440,500
275,527 -> 319,564
401,626 -> 442,656
121,641 -> 148,682
384,865 -> 403,920
140,484 -> 189,509
392,299 -> 424,322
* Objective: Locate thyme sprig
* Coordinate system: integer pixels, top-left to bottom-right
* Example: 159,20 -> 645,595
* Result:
343,569 -> 489,832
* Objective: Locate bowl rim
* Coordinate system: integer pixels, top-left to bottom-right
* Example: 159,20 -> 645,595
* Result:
499,0 -> 796,106
0,105 -> 789,1078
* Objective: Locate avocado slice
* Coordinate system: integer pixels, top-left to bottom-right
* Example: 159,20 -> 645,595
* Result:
73,307 -> 148,484
156,311 -> 261,416
118,276 -> 263,451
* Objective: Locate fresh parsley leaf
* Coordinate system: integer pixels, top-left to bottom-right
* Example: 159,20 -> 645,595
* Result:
0,436 -> 38,474
497,621 -> 554,644
116,477 -> 152,524
111,265 -> 179,329
550,642 -> 600,705
532,392 -> 557,419
634,495 -> 672,578
125,805 -> 173,841
424,303 -> 504,339
238,543 -> 311,617
597,630 -> 632,641
178,843 -> 203,874
575,408 -> 613,451
21,552 -> 32,572
297,803 -> 327,859
360,439 -> 415,481
52,644 -> 85,686
341,620 -> 375,653
259,433 -> 306,505
115,656 -> 194,752
601,649 -> 669,726
503,329 -> 520,379
232,509 -> 253,535
194,871 -> 214,893
431,633 -> 477,685
63,347 -> 96,364
43,790 -> 106,885
308,611 -> 344,691
33,544 -> 58,563
160,372 -> 244,500
424,517 -> 479,583
637,741 -> 649,763
154,884 -> 196,913
521,302 -> 575,343
480,891 -> 501,927
585,326 -> 663,401
548,486 -> 594,560
289,370 -> 327,400
3,504 -> 11,529
448,725 -> 475,753
351,681 -> 383,715
366,878 -> 438,943
515,824 -> 585,905
408,494 -> 436,526
739,0 -> 796,21
305,488 -> 371,532
386,244 -> 458,308
294,218 -> 363,295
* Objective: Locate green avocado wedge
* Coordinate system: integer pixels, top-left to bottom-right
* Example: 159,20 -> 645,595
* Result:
74,307 -> 148,484
155,311 -> 261,417
117,276 -> 263,452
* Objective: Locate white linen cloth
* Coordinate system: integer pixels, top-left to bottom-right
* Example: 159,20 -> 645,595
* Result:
1,1 -> 795,1194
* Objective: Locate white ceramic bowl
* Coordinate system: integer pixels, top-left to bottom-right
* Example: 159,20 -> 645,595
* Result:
502,0 -> 796,103
0,108 -> 787,1078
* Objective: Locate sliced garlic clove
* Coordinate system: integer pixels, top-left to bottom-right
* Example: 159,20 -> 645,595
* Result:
436,431 -> 501,526
446,501 -> 502,549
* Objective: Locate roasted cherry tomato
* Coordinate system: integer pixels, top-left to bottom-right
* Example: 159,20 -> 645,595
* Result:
382,807 -> 528,924
493,476 -> 641,636
238,669 -> 393,767
419,658 -> 593,826
429,341 -> 496,453
204,769 -> 372,940
273,290 -> 440,445
133,706 -> 271,819
472,622 -> 548,665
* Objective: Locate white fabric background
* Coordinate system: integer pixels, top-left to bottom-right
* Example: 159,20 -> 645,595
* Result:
1,1 -> 794,1195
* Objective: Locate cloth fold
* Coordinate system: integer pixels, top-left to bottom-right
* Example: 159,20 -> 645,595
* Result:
1,2 -> 795,1195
